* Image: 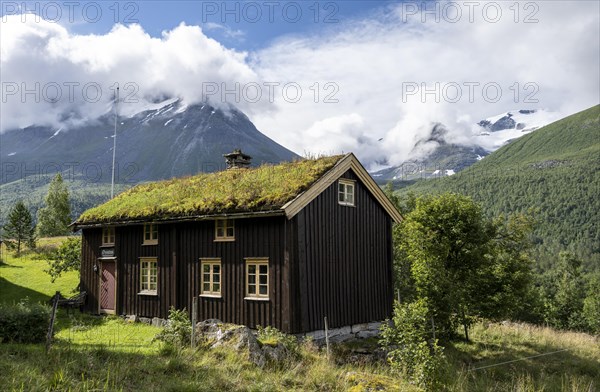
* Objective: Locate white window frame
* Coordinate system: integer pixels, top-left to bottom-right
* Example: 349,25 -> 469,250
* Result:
200,258 -> 222,297
102,226 -> 115,245
143,223 -> 158,245
245,258 -> 269,301
139,257 -> 157,295
214,219 -> 235,242
338,179 -> 355,206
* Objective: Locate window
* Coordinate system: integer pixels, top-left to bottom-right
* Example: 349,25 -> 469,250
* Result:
102,227 -> 115,245
245,258 -> 269,300
143,223 -> 158,245
338,179 -> 355,206
200,258 -> 221,297
214,219 -> 234,241
139,257 -> 157,294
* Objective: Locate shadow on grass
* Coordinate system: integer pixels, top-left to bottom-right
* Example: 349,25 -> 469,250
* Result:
0,276 -> 48,304
0,261 -> 22,268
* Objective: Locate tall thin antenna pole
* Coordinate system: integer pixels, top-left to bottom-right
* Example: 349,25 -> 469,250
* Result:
111,87 -> 119,198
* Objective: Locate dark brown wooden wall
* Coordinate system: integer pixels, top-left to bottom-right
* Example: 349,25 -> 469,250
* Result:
290,170 -> 393,332
80,228 -> 101,313
115,224 -> 174,319
177,217 -> 289,331
80,217 -> 290,330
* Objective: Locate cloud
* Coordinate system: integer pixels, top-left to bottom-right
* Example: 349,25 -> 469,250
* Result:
1,1 -> 599,168
1,15 -> 260,131
203,22 -> 246,40
250,1 -> 599,167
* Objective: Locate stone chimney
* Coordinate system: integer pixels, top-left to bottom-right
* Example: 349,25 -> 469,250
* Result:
223,149 -> 252,169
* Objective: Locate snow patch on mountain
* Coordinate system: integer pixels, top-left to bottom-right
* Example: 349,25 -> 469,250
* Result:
475,109 -> 562,151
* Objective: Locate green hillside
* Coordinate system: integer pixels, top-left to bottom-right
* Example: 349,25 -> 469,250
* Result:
398,105 -> 600,272
0,175 -> 131,227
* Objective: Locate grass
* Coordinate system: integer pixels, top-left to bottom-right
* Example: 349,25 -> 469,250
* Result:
0,237 -> 79,304
444,322 -> 599,391
1,238 -> 598,391
77,155 -> 344,224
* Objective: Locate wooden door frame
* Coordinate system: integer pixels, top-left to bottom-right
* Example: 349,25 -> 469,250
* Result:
98,257 -> 117,315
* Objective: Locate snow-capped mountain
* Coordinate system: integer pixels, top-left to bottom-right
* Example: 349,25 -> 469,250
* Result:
1,99 -> 298,185
371,109 -> 558,183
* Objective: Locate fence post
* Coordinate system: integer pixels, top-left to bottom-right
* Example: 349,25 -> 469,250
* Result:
191,296 -> 198,348
46,292 -> 59,353
324,316 -> 330,360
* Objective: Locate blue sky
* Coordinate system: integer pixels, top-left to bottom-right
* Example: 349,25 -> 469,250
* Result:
5,1 -> 393,50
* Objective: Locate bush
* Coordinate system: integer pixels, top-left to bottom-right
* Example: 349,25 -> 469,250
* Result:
153,307 -> 191,348
0,299 -> 51,343
45,237 -> 81,283
380,299 -> 445,391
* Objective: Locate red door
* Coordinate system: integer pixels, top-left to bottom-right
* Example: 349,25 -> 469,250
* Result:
100,261 -> 116,314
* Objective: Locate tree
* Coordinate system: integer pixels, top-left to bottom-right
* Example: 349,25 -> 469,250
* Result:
380,299 -> 445,390
2,201 -> 36,256
397,193 -> 533,340
45,237 -> 81,282
543,252 -> 587,330
582,273 -> 600,334
37,173 -> 71,237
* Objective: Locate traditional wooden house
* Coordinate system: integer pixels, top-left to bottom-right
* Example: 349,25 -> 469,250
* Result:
73,152 -> 402,333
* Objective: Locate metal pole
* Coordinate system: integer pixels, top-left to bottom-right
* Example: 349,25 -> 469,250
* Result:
111,87 -> 119,198
46,292 -> 59,353
324,316 -> 330,360
191,297 -> 198,348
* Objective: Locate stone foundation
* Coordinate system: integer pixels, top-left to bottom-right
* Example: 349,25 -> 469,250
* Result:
126,315 -> 385,343
297,321 -> 384,343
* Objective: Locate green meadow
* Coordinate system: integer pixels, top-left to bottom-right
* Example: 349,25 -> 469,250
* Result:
0,238 -> 598,391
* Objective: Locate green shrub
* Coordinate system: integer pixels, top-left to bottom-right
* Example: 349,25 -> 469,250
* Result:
45,237 -> 81,283
379,299 -> 445,391
0,299 -> 51,343
153,307 -> 191,348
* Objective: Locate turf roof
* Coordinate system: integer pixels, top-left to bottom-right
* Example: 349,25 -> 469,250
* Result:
76,155 -> 345,225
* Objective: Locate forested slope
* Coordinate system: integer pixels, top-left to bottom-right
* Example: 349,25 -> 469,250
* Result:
399,105 -> 600,271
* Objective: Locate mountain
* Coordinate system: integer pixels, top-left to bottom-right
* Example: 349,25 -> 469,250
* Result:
372,109 -> 557,184
0,99 -> 298,223
1,99 -> 297,185
396,105 -> 600,272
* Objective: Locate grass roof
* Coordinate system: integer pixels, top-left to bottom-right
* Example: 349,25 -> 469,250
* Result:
76,155 -> 345,224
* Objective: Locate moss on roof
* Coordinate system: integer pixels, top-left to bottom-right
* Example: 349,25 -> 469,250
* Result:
76,155 -> 345,224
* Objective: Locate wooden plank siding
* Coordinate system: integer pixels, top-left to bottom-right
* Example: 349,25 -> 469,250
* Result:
80,228 -> 102,313
175,217 -> 288,331
290,170 -> 393,333
80,217 -> 291,331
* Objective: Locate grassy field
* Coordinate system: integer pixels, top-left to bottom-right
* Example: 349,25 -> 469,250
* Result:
0,237 -> 79,304
1,239 -> 598,391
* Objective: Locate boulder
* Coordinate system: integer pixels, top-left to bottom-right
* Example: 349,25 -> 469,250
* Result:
125,314 -> 138,323
195,320 -> 266,368
351,323 -> 369,334
356,330 -> 379,339
152,317 -> 168,327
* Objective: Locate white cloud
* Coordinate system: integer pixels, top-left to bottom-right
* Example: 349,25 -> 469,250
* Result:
0,15 -> 260,131
250,1 -> 600,166
1,1 -> 598,168
203,22 -> 246,40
